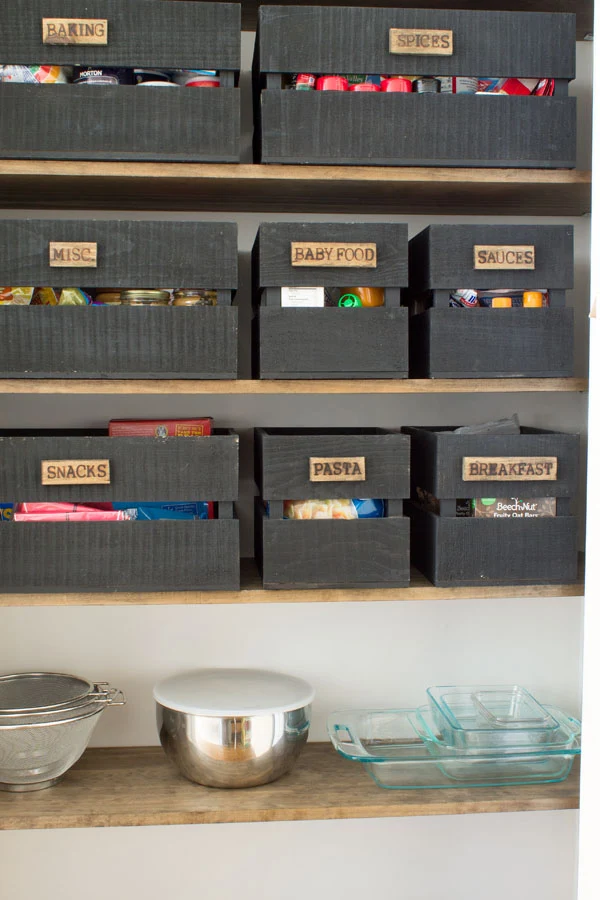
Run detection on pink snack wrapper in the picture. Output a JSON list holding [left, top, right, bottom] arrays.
[[14, 508, 135, 522], [16, 502, 113, 514]]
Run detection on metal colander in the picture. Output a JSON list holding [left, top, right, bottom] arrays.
[[0, 673, 95, 713]]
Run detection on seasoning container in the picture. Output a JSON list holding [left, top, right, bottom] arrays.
[[73, 67, 133, 85], [316, 76, 348, 91], [173, 289, 217, 307], [523, 291, 544, 308], [120, 290, 170, 306], [437, 76, 479, 94], [95, 290, 122, 305], [173, 70, 220, 87], [133, 69, 172, 84], [289, 74, 316, 91], [491, 296, 513, 308], [414, 77, 441, 93], [350, 83, 381, 92], [381, 77, 412, 93]]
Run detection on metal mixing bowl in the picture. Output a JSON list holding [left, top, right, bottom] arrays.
[[156, 704, 311, 788]]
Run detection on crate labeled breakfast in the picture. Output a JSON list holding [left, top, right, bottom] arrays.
[[254, 6, 575, 167], [0, 219, 238, 378], [253, 222, 408, 378], [0, 426, 240, 591], [0, 0, 240, 161], [404, 224, 574, 378], [401, 423, 579, 587], [255, 428, 410, 589]]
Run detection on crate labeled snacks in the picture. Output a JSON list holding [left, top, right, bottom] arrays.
[[254, 6, 575, 168], [402, 425, 579, 587], [0, 219, 238, 378], [253, 223, 408, 378], [405, 225, 574, 378], [0, 430, 240, 591], [0, 0, 240, 161], [255, 428, 410, 588]]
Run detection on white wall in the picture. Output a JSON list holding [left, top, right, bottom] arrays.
[[0, 40, 590, 900]]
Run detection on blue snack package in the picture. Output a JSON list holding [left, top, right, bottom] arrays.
[[0, 503, 13, 522], [111, 502, 211, 520]]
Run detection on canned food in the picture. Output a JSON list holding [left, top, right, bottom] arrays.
[[381, 77, 412, 93], [2, 65, 70, 84], [74, 67, 133, 85], [120, 290, 170, 306], [173, 290, 217, 307], [414, 77, 441, 93], [133, 69, 171, 84], [316, 76, 349, 91]]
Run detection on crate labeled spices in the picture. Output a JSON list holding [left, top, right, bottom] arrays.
[[0, 0, 240, 161], [0, 429, 240, 591], [253, 222, 408, 378], [402, 424, 579, 587], [255, 428, 410, 588], [404, 225, 574, 378], [254, 6, 576, 167], [0, 219, 238, 378]]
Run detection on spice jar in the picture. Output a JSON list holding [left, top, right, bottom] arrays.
[[173, 290, 217, 307], [120, 290, 170, 306]]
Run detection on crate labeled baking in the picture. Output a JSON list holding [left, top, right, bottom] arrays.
[[402, 422, 579, 587], [254, 6, 575, 167], [0, 219, 238, 378], [404, 224, 574, 378], [255, 427, 410, 588], [0, 0, 240, 161], [0, 426, 240, 591], [252, 222, 408, 378]]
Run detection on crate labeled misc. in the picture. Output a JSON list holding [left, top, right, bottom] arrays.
[[252, 222, 408, 378], [404, 224, 575, 378], [0, 0, 240, 161], [401, 424, 579, 587], [255, 427, 410, 588], [254, 6, 575, 168], [0, 429, 240, 591], [0, 219, 238, 378]]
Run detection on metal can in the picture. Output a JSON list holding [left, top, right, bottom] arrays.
[[74, 67, 133, 85], [120, 290, 170, 306], [173, 290, 217, 307], [316, 76, 349, 91], [413, 77, 441, 93]]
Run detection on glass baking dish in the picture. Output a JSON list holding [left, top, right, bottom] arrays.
[[327, 708, 580, 790], [427, 684, 565, 749]]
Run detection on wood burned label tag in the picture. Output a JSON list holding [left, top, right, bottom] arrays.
[[309, 457, 366, 482], [43, 18, 108, 44], [389, 28, 453, 55], [474, 245, 535, 270], [41, 460, 111, 485], [291, 242, 377, 267], [49, 242, 98, 267], [462, 457, 557, 482]]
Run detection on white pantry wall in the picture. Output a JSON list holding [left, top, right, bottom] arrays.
[[0, 39, 590, 900]]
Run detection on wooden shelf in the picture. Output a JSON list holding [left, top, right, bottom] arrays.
[[0, 162, 591, 215], [0, 377, 588, 396], [0, 558, 583, 606], [0, 743, 580, 831]]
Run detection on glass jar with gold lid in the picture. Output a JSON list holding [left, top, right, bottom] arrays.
[[173, 289, 217, 307], [120, 290, 170, 306]]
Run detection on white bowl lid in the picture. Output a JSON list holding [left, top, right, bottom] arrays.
[[153, 668, 315, 717]]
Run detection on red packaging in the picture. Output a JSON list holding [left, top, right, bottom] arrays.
[[108, 418, 212, 437], [316, 76, 348, 91], [17, 502, 113, 514], [294, 73, 316, 89], [381, 78, 412, 93], [350, 83, 381, 92], [14, 509, 134, 522]]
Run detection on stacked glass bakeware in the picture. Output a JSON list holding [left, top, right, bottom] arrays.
[[327, 685, 581, 789]]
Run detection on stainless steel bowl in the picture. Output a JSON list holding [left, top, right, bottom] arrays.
[[156, 704, 311, 788]]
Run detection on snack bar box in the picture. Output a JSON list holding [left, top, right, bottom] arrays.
[[402, 425, 579, 587], [0, 0, 240, 161], [404, 224, 574, 378], [0, 219, 238, 378], [255, 428, 410, 588], [254, 6, 575, 167], [0, 430, 240, 591], [252, 222, 408, 378]]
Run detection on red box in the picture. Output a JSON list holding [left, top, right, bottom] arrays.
[[108, 418, 213, 437]]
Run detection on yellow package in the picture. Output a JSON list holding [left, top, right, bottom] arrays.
[[58, 288, 91, 305], [31, 287, 59, 305], [0, 287, 34, 305]]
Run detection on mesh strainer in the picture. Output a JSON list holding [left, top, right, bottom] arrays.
[[0, 673, 124, 720]]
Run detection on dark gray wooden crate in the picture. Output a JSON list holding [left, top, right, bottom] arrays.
[[406, 502, 578, 587], [0, 519, 240, 592], [255, 427, 410, 588], [405, 225, 575, 377], [0, 220, 238, 288], [0, 431, 239, 502], [401, 425, 579, 499], [255, 7, 576, 167]]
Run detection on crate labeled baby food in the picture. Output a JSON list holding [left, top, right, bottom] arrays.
[[404, 224, 574, 378], [0, 429, 240, 591], [255, 428, 410, 588], [253, 222, 408, 378], [254, 6, 575, 167], [402, 424, 579, 587], [0, 219, 238, 378], [0, 0, 240, 161]]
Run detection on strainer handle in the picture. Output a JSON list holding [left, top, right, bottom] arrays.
[[93, 684, 126, 706]]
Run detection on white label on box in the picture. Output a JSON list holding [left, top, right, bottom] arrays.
[[281, 287, 325, 307]]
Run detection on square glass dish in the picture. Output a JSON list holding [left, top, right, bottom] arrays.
[[327, 707, 580, 790]]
